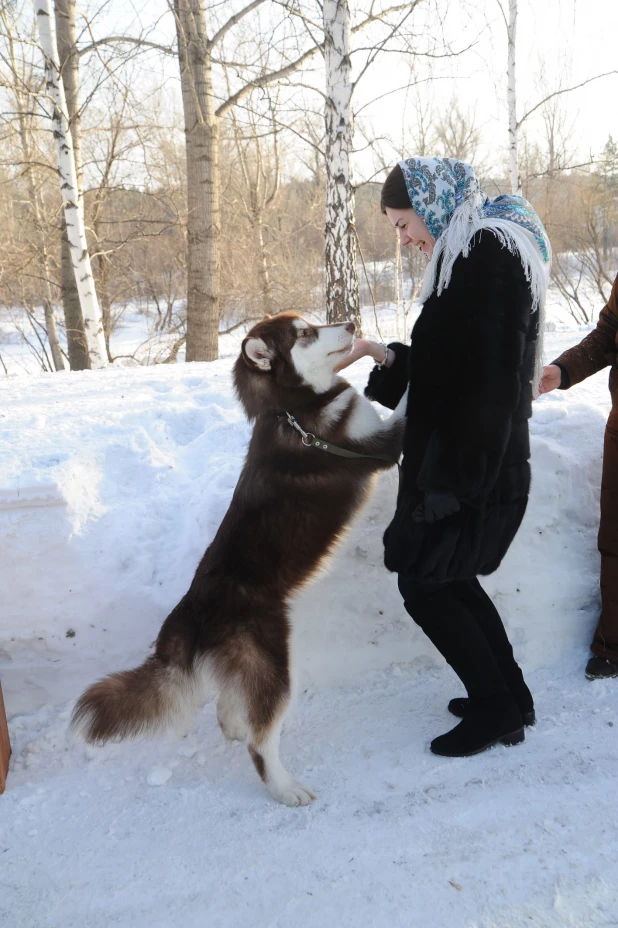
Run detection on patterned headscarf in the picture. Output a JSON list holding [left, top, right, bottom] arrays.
[[397, 156, 551, 393]]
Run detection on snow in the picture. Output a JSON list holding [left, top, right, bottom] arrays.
[[2, 664, 617, 927], [1, 304, 617, 927], [146, 765, 173, 787]]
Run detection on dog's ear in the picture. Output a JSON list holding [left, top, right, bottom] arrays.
[[242, 336, 274, 372]]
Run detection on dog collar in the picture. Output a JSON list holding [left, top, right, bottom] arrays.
[[284, 412, 399, 465]]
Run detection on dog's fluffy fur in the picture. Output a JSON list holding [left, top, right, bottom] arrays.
[[72, 314, 406, 806]]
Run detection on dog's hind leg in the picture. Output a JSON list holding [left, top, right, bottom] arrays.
[[215, 622, 316, 807], [243, 639, 315, 807], [247, 700, 316, 808], [217, 687, 249, 742]]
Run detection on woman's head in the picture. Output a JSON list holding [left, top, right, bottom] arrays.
[[381, 157, 484, 259], [381, 163, 436, 258]]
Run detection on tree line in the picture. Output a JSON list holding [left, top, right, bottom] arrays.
[[0, 0, 616, 373]]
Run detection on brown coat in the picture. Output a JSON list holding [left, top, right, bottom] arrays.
[[554, 275, 618, 397], [553, 273, 618, 661]]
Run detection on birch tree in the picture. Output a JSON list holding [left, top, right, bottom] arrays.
[[60, 0, 431, 358], [506, 0, 520, 195], [55, 0, 90, 369], [495, 0, 617, 198], [323, 0, 359, 325], [36, 0, 107, 368], [321, 0, 421, 324], [173, 0, 221, 362], [0, 3, 64, 370], [492, 0, 520, 193], [169, 0, 422, 354], [168, 0, 325, 360]]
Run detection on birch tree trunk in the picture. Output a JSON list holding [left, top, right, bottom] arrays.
[[54, 0, 90, 370], [5, 14, 64, 370], [323, 0, 360, 326], [254, 216, 274, 315], [37, 0, 107, 368], [91, 156, 117, 362], [174, 0, 220, 362], [31, 191, 65, 372], [95, 252, 113, 360], [507, 0, 522, 196]]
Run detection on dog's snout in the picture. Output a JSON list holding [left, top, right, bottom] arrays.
[[345, 322, 355, 334]]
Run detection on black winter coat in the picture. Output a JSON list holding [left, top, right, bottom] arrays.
[[366, 231, 538, 583]]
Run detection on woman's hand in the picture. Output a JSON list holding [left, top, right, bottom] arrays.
[[537, 364, 562, 396], [333, 338, 391, 373]]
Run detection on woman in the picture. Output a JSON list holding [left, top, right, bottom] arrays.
[[539, 273, 618, 681], [338, 157, 551, 757]]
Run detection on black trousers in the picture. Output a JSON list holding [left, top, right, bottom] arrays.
[[397, 574, 527, 702]]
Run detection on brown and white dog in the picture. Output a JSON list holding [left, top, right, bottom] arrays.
[[72, 313, 406, 806]]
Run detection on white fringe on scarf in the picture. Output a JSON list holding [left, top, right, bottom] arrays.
[[419, 196, 551, 396]]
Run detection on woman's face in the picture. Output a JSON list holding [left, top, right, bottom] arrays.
[[385, 207, 435, 258]]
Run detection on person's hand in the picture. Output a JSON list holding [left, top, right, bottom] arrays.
[[333, 338, 383, 372], [537, 364, 562, 396], [413, 490, 461, 524]]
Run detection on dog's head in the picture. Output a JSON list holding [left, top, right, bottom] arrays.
[[233, 313, 355, 418]]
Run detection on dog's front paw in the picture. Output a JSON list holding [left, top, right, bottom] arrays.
[[270, 779, 317, 807]]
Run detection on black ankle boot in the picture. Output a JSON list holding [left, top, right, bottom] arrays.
[[448, 696, 536, 727], [431, 694, 525, 757], [398, 575, 527, 757]]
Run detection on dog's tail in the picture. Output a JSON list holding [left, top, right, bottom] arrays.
[[71, 604, 205, 744]]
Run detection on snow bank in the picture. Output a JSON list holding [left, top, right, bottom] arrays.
[[0, 330, 610, 713]]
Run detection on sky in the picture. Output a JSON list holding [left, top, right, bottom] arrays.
[[352, 0, 618, 180], [71, 0, 618, 186]]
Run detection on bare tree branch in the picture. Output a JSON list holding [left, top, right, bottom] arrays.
[[518, 70, 618, 129], [216, 43, 322, 116], [208, 0, 267, 50], [78, 35, 175, 58]]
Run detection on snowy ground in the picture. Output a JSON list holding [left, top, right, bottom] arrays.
[[1, 301, 617, 927], [2, 662, 617, 928]]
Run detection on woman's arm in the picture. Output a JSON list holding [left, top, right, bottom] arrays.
[[365, 342, 410, 410], [333, 338, 395, 372], [334, 337, 410, 411], [550, 274, 618, 390]]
